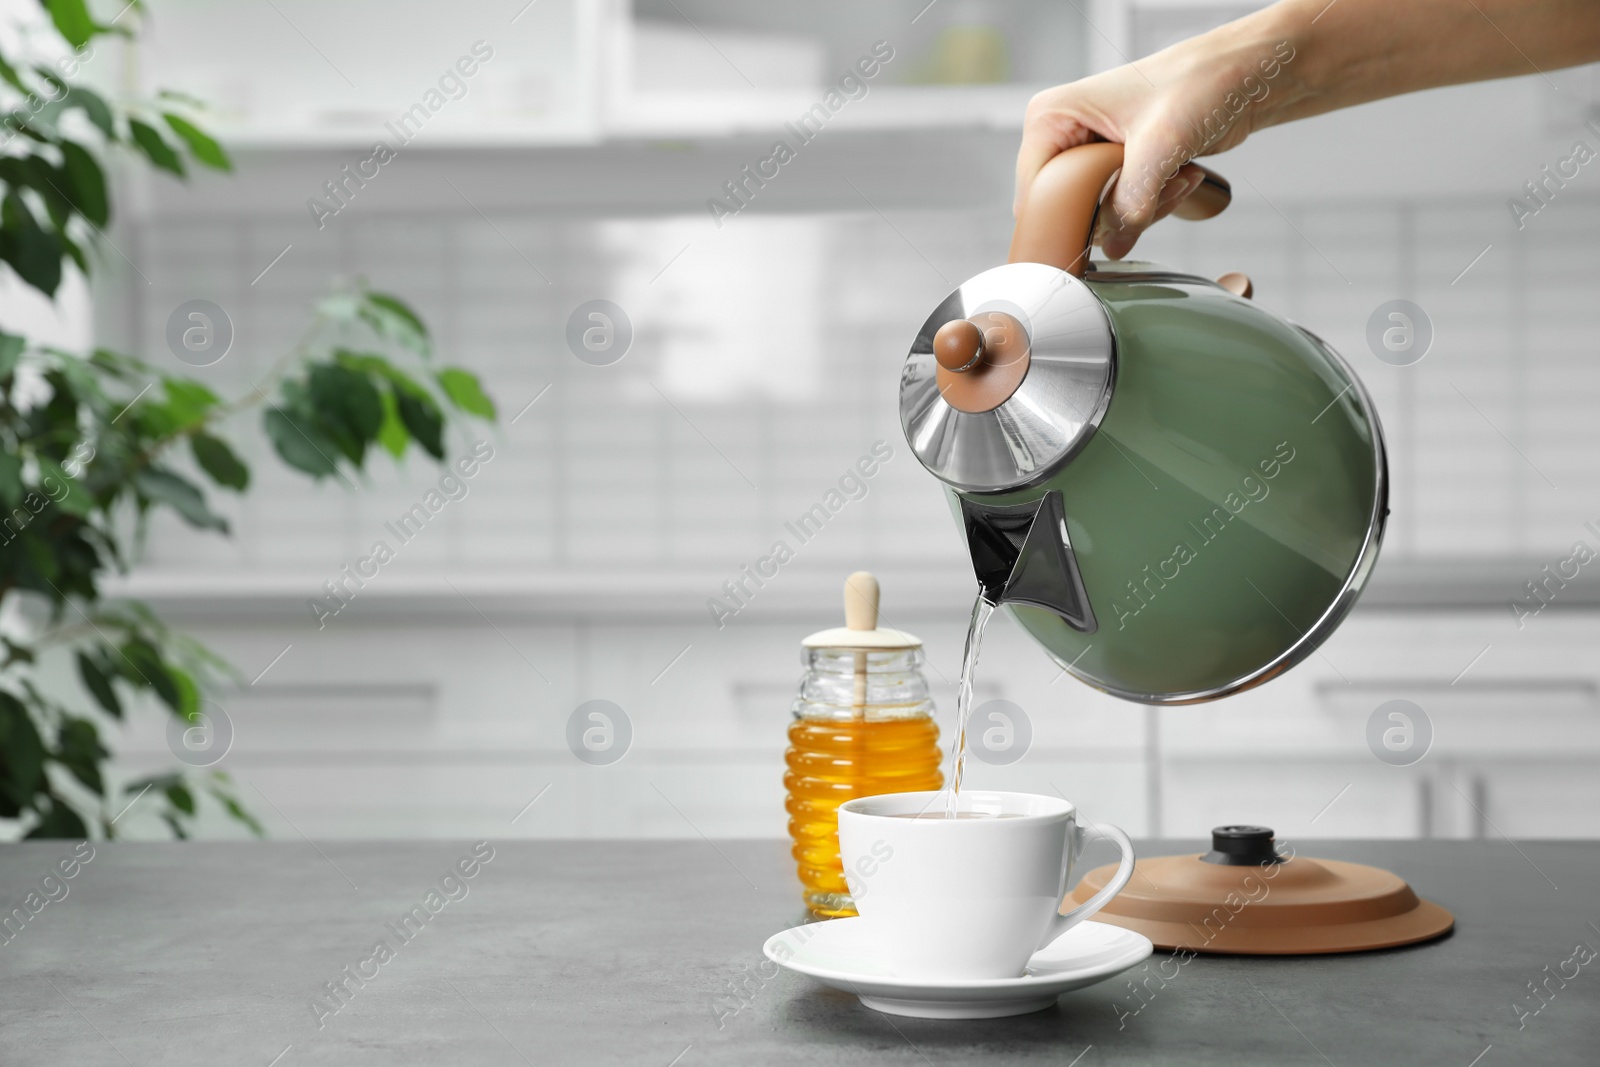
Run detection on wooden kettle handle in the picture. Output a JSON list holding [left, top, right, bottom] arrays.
[[1007, 143, 1232, 277]]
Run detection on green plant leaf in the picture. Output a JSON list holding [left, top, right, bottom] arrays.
[[367, 292, 427, 337], [309, 362, 383, 441], [25, 797, 88, 839], [55, 716, 107, 796], [264, 407, 339, 477], [208, 779, 266, 837], [48, 353, 109, 416], [60, 233, 88, 276], [375, 387, 408, 457], [361, 291, 430, 354], [6, 120, 52, 146], [125, 771, 181, 793], [117, 638, 181, 711], [34, 66, 70, 98], [0, 748, 20, 816], [0, 191, 63, 296], [51, 528, 102, 599], [76, 650, 123, 718], [436, 367, 495, 419], [58, 140, 109, 226], [396, 391, 444, 459], [133, 376, 219, 438], [87, 347, 149, 381], [170, 665, 200, 719], [43, 0, 96, 48], [65, 86, 115, 140], [0, 155, 71, 217], [28, 369, 78, 454], [0, 53, 26, 93], [191, 432, 249, 491], [15, 532, 63, 589], [128, 119, 185, 177], [163, 377, 220, 425], [134, 467, 228, 531], [0, 691, 46, 802], [332, 348, 430, 395], [162, 112, 230, 171], [36, 458, 94, 517], [26, 97, 68, 138], [165, 782, 195, 815], [0, 450, 22, 507], [0, 330, 23, 378]]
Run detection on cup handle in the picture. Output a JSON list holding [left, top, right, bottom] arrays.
[[1037, 821, 1136, 951]]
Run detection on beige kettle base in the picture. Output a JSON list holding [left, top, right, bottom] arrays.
[[1066, 829, 1455, 955]]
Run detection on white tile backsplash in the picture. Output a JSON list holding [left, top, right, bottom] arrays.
[[119, 195, 1600, 584], [90, 177, 1600, 842]]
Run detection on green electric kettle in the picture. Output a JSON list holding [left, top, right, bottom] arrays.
[[899, 143, 1387, 704]]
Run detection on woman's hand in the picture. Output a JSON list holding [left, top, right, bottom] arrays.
[[1016, 0, 1600, 259], [1015, 14, 1303, 259]]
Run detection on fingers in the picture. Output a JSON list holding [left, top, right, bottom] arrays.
[[1100, 227, 1138, 261], [1100, 132, 1200, 259], [1014, 83, 1208, 259], [1150, 164, 1206, 223], [1099, 168, 1202, 259], [1110, 120, 1192, 227]]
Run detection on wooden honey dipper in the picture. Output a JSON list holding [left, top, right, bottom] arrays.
[[843, 571, 879, 717]]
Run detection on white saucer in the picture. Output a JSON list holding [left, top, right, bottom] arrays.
[[763, 918, 1153, 1019]]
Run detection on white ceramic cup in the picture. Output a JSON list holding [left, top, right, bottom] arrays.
[[837, 790, 1135, 981]]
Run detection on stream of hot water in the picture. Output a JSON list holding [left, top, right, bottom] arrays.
[[944, 592, 997, 818]]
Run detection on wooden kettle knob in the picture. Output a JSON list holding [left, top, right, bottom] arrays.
[[931, 311, 1031, 414]]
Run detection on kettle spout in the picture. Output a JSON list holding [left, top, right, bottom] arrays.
[[958, 491, 1097, 633]]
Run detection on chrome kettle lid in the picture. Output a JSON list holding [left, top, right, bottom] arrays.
[[898, 262, 1115, 494]]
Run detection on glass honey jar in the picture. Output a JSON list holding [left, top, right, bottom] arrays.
[[786, 572, 943, 917]]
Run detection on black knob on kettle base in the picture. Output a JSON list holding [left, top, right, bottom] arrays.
[[1200, 825, 1284, 866]]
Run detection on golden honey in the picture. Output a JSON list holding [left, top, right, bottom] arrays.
[[786, 714, 943, 916]]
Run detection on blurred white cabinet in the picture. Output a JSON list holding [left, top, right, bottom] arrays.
[[97, 592, 1600, 842], [1157, 614, 1600, 840], [101, 598, 1151, 840], [130, 0, 1082, 147], [135, 0, 604, 145]]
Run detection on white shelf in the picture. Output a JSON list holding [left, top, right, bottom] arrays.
[[205, 84, 1039, 151], [605, 84, 1037, 139], [212, 120, 604, 151], [106, 566, 980, 623]]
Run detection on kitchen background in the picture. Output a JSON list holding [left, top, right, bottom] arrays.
[[10, 0, 1600, 842]]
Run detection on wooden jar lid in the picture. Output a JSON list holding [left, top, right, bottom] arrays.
[[802, 571, 921, 650]]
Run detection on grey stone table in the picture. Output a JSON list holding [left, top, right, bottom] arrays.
[[2, 839, 1597, 1066]]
